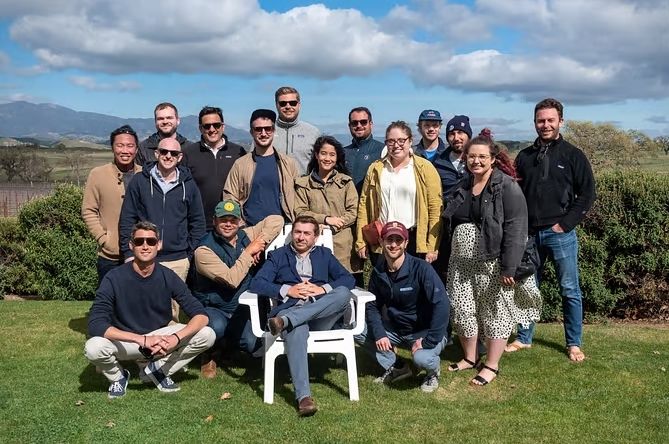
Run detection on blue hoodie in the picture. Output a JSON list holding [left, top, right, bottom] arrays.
[[119, 162, 206, 261]]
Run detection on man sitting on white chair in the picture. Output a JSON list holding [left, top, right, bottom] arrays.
[[249, 215, 355, 417]]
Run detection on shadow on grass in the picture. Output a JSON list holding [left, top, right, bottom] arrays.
[[68, 314, 89, 336]]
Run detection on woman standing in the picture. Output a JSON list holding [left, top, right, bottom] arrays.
[[443, 130, 541, 386], [356, 121, 442, 263], [294, 135, 362, 275]]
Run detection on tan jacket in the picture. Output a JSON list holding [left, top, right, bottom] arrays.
[[294, 172, 362, 273], [193, 215, 284, 288], [223, 149, 298, 222], [356, 155, 443, 253], [81, 162, 142, 260]]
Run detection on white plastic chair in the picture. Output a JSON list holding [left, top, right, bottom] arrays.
[[238, 223, 375, 404]]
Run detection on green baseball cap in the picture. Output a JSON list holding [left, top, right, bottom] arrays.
[[214, 200, 241, 219]]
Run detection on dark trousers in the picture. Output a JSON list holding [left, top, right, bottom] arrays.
[[96, 256, 121, 287]]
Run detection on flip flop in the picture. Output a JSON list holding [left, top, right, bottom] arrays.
[[469, 364, 499, 386], [504, 341, 531, 353], [447, 358, 479, 372]]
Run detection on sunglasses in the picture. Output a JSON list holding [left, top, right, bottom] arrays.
[[278, 100, 299, 107], [157, 148, 182, 157], [201, 122, 223, 130], [252, 126, 274, 134], [349, 119, 369, 127], [132, 237, 159, 246]]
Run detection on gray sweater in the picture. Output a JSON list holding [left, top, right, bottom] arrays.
[[274, 118, 320, 175]]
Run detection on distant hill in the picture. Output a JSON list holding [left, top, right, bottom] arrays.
[[49, 139, 109, 150], [0, 101, 251, 144]]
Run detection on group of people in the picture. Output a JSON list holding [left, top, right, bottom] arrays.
[[81, 88, 596, 416]]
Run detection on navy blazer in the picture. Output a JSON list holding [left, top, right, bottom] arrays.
[[249, 244, 355, 314]]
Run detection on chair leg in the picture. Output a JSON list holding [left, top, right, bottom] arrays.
[[263, 351, 277, 404], [343, 343, 359, 401]]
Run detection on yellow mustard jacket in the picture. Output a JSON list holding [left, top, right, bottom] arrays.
[[355, 155, 443, 254]]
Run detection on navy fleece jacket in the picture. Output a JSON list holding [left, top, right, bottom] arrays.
[[119, 162, 206, 261]]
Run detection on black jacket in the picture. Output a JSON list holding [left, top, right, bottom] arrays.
[[136, 132, 189, 166], [181, 136, 247, 230], [515, 136, 595, 232], [443, 169, 528, 277], [415, 138, 467, 199]]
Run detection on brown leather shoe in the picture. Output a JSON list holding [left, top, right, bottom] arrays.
[[297, 396, 317, 417], [268, 316, 284, 336], [200, 359, 217, 379]]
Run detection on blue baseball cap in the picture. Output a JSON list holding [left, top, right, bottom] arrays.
[[418, 109, 442, 122]]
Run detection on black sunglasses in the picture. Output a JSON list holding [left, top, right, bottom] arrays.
[[278, 100, 299, 107], [157, 148, 182, 157], [349, 119, 369, 127], [252, 126, 274, 134], [132, 237, 159, 246], [201, 122, 223, 130]]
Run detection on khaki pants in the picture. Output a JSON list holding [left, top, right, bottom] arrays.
[[159, 258, 190, 322], [84, 324, 215, 382]]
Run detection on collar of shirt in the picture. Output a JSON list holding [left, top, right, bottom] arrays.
[[383, 155, 414, 172]]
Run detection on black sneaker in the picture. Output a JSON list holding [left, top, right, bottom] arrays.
[[374, 365, 413, 384]]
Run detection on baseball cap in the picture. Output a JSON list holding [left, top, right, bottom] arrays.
[[418, 109, 442, 122], [381, 221, 409, 241], [214, 200, 241, 219]]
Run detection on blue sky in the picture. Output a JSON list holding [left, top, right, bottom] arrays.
[[0, 0, 667, 140]]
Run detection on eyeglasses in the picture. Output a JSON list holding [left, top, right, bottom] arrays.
[[278, 100, 299, 107], [201, 122, 223, 130], [385, 138, 410, 147], [252, 126, 274, 134], [466, 154, 492, 161], [349, 119, 369, 127], [132, 237, 159, 246], [157, 148, 182, 157]]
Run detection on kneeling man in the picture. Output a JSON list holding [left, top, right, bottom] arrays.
[[85, 221, 215, 399], [249, 215, 355, 417], [357, 221, 449, 392]]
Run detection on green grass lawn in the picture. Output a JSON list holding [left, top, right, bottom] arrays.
[[1, 301, 668, 444]]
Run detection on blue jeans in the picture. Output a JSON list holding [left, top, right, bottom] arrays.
[[278, 286, 353, 401], [355, 323, 446, 375], [516, 228, 583, 347], [205, 305, 257, 354]]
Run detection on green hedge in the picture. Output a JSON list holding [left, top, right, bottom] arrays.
[[0, 184, 97, 300], [1, 174, 668, 321]]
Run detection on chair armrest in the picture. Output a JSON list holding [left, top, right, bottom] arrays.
[[238, 291, 266, 338], [350, 287, 375, 335]]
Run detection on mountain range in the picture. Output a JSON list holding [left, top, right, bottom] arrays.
[[0, 101, 252, 145]]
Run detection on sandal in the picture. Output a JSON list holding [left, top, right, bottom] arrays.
[[448, 358, 479, 372], [469, 364, 499, 386], [504, 341, 531, 353]]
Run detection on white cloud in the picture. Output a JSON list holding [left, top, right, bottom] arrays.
[[69, 76, 141, 92], [5, 0, 669, 104]]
